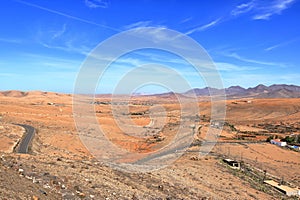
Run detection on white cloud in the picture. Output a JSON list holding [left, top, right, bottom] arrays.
[[252, 13, 272, 20], [215, 62, 259, 71], [264, 37, 299, 51], [253, 0, 296, 20], [264, 44, 281, 51], [0, 37, 22, 44], [231, 1, 255, 16], [129, 27, 178, 43], [20, 53, 81, 71], [16, 0, 118, 32], [85, 0, 109, 8], [227, 53, 286, 67], [115, 57, 145, 67], [231, 0, 297, 20], [38, 40, 91, 55], [185, 18, 221, 35], [35, 24, 97, 56], [123, 21, 152, 30], [52, 24, 67, 39], [179, 17, 193, 24], [132, 51, 190, 66]]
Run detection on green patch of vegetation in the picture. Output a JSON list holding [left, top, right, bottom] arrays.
[[224, 122, 237, 131], [282, 135, 300, 144]]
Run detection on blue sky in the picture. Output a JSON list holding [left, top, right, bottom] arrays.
[[0, 0, 300, 93]]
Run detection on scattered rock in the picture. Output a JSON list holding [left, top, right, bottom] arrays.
[[78, 192, 86, 198], [74, 185, 82, 193], [190, 156, 200, 161], [62, 192, 75, 199], [43, 172, 50, 176], [32, 195, 39, 200], [158, 185, 164, 191], [57, 157, 62, 161], [39, 189, 47, 195]]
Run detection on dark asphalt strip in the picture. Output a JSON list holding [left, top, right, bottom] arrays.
[[14, 124, 35, 154]]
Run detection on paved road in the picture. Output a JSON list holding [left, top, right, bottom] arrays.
[[15, 124, 35, 154]]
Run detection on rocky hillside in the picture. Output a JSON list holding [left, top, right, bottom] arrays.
[[185, 84, 300, 99]]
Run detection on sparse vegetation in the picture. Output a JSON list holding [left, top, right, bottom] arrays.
[[283, 135, 300, 144], [224, 122, 237, 131]]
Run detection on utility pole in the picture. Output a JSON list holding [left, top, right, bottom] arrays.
[[227, 147, 230, 158], [280, 177, 284, 185], [262, 170, 267, 183], [240, 152, 243, 162], [240, 152, 244, 170]]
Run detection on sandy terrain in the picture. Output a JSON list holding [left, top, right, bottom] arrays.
[[0, 123, 24, 153], [0, 91, 299, 199]]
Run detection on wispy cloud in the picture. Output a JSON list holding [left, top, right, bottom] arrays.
[[34, 24, 93, 55], [180, 17, 193, 24], [231, 0, 297, 20], [20, 53, 81, 72], [215, 62, 259, 72], [38, 40, 91, 55], [227, 52, 286, 67], [85, 0, 109, 8], [264, 44, 281, 51], [130, 27, 180, 43], [185, 18, 221, 35], [123, 21, 153, 30], [0, 37, 22, 44], [51, 23, 67, 39], [14, 0, 119, 32], [253, 0, 296, 20], [231, 1, 255, 16], [264, 38, 299, 51]]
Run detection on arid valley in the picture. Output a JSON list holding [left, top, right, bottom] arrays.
[[0, 87, 300, 199]]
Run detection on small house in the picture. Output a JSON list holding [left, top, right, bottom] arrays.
[[223, 158, 240, 169], [270, 139, 287, 147]]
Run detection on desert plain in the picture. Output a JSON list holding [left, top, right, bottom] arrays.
[[0, 90, 300, 199]]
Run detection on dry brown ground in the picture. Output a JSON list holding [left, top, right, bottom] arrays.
[[0, 123, 24, 153], [0, 91, 299, 199]]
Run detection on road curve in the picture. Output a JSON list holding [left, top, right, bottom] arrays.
[[15, 124, 35, 154]]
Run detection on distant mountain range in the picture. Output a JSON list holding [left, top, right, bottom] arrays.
[[1, 84, 300, 99], [185, 84, 300, 99]]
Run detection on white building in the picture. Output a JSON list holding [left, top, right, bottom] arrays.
[[270, 139, 287, 147]]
